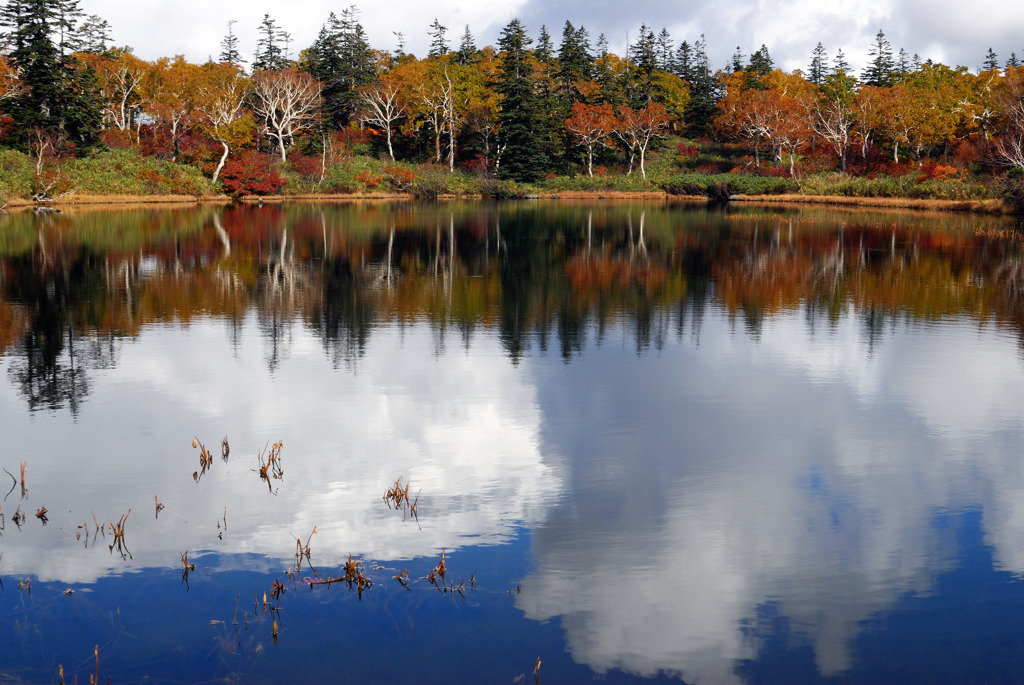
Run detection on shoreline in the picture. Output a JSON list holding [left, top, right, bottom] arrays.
[[2, 190, 1013, 214]]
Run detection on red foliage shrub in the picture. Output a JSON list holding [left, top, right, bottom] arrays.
[[676, 142, 698, 158], [102, 129, 134, 149], [459, 154, 489, 175], [288, 152, 320, 177], [356, 169, 381, 188], [950, 138, 986, 168], [385, 165, 417, 190], [219, 152, 285, 196], [918, 162, 959, 182]]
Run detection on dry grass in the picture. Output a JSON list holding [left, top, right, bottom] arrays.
[[738, 194, 1010, 214]]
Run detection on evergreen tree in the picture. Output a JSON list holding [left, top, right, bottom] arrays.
[[533, 24, 560, 162], [729, 46, 744, 73], [896, 47, 911, 78], [832, 48, 851, 76], [628, 23, 657, 105], [556, 20, 592, 103], [683, 34, 717, 136], [253, 13, 288, 71], [392, 31, 406, 58], [912, 52, 922, 71], [51, 0, 80, 57], [75, 13, 108, 53], [808, 42, 828, 85], [495, 19, 545, 182], [746, 44, 773, 79], [675, 40, 693, 82], [455, 24, 477, 65], [983, 47, 999, 71], [428, 18, 448, 57], [1008, 52, 1021, 69], [656, 27, 675, 72], [301, 7, 373, 130], [862, 29, 894, 86], [594, 32, 619, 105], [0, 0, 102, 151], [219, 18, 241, 65], [536, 24, 554, 65]]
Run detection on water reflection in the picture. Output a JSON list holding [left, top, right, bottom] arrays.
[[3, 203, 1024, 683]]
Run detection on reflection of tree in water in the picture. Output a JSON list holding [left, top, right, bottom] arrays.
[[4, 253, 123, 415], [8, 204, 1024, 394]]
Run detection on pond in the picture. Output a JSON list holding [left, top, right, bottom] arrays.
[[2, 200, 1024, 684]]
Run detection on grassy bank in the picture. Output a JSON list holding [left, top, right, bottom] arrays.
[[1, 147, 1019, 215]]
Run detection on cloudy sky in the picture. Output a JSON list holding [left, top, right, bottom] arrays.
[[86, 0, 1024, 75]]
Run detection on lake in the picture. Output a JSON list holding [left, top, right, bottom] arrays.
[[2, 200, 1024, 684]]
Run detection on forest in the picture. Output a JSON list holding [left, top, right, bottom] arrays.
[[2, 0, 1024, 209]]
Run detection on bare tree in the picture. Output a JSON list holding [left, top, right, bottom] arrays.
[[249, 68, 321, 162], [356, 78, 406, 161]]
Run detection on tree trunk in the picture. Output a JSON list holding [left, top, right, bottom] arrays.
[[212, 141, 230, 183]]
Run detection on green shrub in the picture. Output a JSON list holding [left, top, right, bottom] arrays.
[[0, 149, 36, 200], [660, 173, 797, 198]]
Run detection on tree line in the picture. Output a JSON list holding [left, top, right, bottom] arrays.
[[2, 0, 1024, 190]]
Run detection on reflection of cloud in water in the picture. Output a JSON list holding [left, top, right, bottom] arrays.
[[0, 315, 558, 584], [518, 308, 1023, 683]]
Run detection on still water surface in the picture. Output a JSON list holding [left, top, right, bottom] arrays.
[[2, 201, 1024, 683]]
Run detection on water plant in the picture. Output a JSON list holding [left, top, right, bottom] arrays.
[[109, 510, 132, 560], [383, 475, 420, 521]]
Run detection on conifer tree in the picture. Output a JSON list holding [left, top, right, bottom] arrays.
[[0, 0, 102, 150], [219, 19, 241, 65], [455, 24, 476, 65], [683, 34, 717, 136], [628, 24, 657, 105], [428, 18, 448, 57], [1008, 52, 1021, 69], [729, 46, 744, 73], [832, 48, 851, 76], [557, 20, 592, 103], [746, 44, 773, 82], [808, 42, 828, 85], [983, 47, 999, 71], [253, 14, 288, 71], [495, 19, 545, 182], [75, 13, 108, 53], [656, 28, 675, 72], [862, 29, 894, 86], [301, 7, 373, 129], [675, 40, 693, 82], [896, 47, 911, 78]]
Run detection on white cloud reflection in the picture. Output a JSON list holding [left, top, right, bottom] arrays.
[[5, 303, 1024, 683], [516, 307, 1024, 682], [0, 316, 559, 585]]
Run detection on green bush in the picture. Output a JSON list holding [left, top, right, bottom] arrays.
[[0, 149, 36, 200], [660, 173, 797, 198], [62, 149, 218, 196]]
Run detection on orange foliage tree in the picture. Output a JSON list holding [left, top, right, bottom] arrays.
[[614, 102, 671, 178], [564, 102, 616, 176]]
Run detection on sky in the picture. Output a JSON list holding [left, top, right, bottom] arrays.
[[84, 0, 1024, 75]]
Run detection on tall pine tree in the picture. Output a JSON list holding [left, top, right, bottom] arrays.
[[0, 0, 102, 151], [495, 19, 545, 182], [862, 29, 894, 86], [808, 42, 828, 85], [301, 7, 373, 130]]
